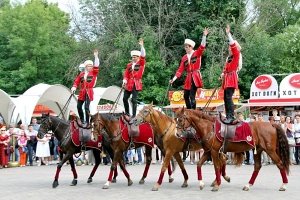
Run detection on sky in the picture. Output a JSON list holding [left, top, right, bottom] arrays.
[[11, 0, 80, 14]]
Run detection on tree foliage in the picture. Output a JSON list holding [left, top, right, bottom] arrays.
[[0, 0, 299, 105], [0, 0, 77, 94]]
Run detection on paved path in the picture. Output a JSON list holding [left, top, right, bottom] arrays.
[[0, 163, 299, 200]]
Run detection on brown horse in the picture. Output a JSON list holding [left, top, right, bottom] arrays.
[[175, 108, 290, 191], [91, 112, 175, 189], [37, 113, 118, 188], [135, 104, 230, 191]]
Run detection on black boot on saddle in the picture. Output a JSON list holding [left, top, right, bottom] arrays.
[[223, 113, 236, 124]]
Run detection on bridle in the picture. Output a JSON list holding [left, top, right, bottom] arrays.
[[92, 113, 122, 142], [136, 106, 175, 137]]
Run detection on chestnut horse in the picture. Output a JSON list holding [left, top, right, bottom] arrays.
[[175, 108, 290, 191], [135, 104, 229, 191], [91, 113, 175, 189], [37, 113, 118, 188]]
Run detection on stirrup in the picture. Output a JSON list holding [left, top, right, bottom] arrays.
[[129, 142, 135, 149]]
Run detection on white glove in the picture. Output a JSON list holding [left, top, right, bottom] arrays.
[[71, 87, 76, 93], [122, 79, 127, 85]]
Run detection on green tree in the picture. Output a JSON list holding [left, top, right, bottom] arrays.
[[76, 0, 246, 104], [0, 0, 77, 94]]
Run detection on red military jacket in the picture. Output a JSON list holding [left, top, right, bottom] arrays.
[[72, 66, 99, 101], [123, 56, 145, 91], [222, 43, 240, 89], [175, 45, 205, 90]]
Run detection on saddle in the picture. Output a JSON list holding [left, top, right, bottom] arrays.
[[73, 119, 92, 144], [122, 115, 140, 137]]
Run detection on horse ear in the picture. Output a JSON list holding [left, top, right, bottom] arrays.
[[150, 102, 153, 106], [181, 106, 185, 113]]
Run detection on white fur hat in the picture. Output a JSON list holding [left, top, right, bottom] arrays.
[[84, 60, 93, 66], [130, 50, 141, 57], [184, 39, 195, 48], [234, 40, 241, 51], [78, 64, 85, 72]]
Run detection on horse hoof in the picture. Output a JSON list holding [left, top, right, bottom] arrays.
[[169, 177, 174, 183], [52, 181, 59, 188], [128, 179, 133, 186], [102, 185, 109, 189], [224, 176, 231, 183], [112, 178, 117, 183], [279, 187, 286, 191], [211, 186, 219, 192], [242, 186, 249, 191], [87, 177, 93, 183], [181, 182, 188, 188], [139, 179, 145, 184], [70, 179, 77, 186], [152, 187, 159, 191], [210, 180, 216, 187], [200, 185, 204, 190]]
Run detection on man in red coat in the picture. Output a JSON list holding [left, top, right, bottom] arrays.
[[122, 39, 145, 118], [220, 25, 241, 124], [170, 28, 209, 109], [71, 50, 100, 128]]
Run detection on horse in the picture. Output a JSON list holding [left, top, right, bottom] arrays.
[[175, 108, 290, 191], [37, 113, 118, 188], [91, 112, 175, 189], [134, 104, 230, 191]]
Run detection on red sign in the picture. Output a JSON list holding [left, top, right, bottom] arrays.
[[289, 74, 300, 88], [255, 75, 272, 90]]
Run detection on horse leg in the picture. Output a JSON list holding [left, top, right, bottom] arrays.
[[197, 151, 208, 190], [87, 149, 101, 183], [211, 150, 222, 192], [243, 150, 262, 191], [265, 150, 288, 191], [69, 156, 78, 186], [139, 146, 152, 184], [119, 158, 133, 186], [173, 152, 189, 188], [52, 153, 72, 188], [152, 150, 174, 191], [103, 159, 118, 189], [112, 166, 118, 183], [167, 160, 174, 183]]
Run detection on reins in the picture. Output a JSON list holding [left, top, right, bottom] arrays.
[[202, 87, 218, 113]]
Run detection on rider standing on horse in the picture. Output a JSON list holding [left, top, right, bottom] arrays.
[[122, 39, 146, 118], [169, 28, 209, 109], [219, 25, 241, 124], [71, 50, 100, 128]]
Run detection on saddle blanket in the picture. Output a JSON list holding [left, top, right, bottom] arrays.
[[215, 121, 254, 148], [120, 118, 154, 148], [70, 121, 102, 150]]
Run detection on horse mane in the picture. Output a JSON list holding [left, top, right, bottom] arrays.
[[155, 109, 173, 122], [99, 113, 120, 121], [186, 109, 215, 122], [49, 115, 69, 125]]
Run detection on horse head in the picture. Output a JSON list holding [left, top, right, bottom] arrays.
[[174, 107, 192, 131], [37, 113, 52, 139], [91, 113, 119, 140], [135, 103, 155, 125], [90, 113, 105, 141]]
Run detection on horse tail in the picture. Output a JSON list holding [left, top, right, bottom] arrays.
[[232, 152, 244, 166], [272, 123, 290, 175]]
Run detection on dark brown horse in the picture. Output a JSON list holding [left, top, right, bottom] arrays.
[[91, 112, 175, 189], [37, 113, 118, 188], [175, 108, 290, 191], [135, 104, 229, 191]]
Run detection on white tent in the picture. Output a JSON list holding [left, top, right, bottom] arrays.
[[90, 86, 125, 114], [1, 84, 126, 126], [0, 89, 17, 125], [13, 83, 78, 125]]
